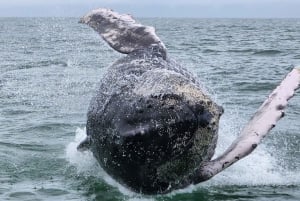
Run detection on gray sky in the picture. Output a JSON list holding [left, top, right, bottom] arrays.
[[1, 0, 300, 18]]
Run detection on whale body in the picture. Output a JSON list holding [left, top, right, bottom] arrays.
[[84, 45, 223, 194], [78, 8, 300, 194]]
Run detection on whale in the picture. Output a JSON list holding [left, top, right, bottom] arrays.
[[78, 8, 300, 194]]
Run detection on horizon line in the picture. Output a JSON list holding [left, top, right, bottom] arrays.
[[1, 16, 300, 19]]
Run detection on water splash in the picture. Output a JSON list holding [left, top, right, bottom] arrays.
[[65, 128, 155, 201], [207, 109, 300, 187], [65, 118, 299, 200]]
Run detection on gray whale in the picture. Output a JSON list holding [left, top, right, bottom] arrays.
[[78, 8, 300, 194]]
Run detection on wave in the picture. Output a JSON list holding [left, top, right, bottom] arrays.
[[253, 50, 282, 56], [293, 55, 300, 59], [228, 49, 255, 53], [202, 49, 282, 55], [0, 141, 51, 152], [27, 60, 69, 68], [202, 49, 222, 53]]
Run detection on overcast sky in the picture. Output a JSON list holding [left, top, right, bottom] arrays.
[[0, 0, 300, 18]]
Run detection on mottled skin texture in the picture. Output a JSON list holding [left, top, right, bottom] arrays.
[[84, 45, 223, 194]]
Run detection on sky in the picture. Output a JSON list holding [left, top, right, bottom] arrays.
[[0, 0, 300, 18]]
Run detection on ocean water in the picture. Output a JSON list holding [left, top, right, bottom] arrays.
[[0, 17, 299, 201]]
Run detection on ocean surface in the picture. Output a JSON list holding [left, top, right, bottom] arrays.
[[0, 18, 299, 201]]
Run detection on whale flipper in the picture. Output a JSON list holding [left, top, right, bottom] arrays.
[[77, 136, 92, 151], [79, 8, 166, 56], [195, 67, 300, 182]]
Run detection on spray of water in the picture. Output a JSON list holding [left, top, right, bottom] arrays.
[[65, 128, 155, 201], [65, 113, 299, 199]]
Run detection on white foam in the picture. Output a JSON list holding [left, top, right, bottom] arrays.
[[65, 128, 97, 172]]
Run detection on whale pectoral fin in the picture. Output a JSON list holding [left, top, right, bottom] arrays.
[[195, 67, 300, 183], [79, 8, 166, 55], [77, 136, 92, 151]]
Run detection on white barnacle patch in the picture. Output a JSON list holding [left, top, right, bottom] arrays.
[[175, 84, 206, 103], [133, 68, 184, 97], [129, 58, 147, 66], [102, 29, 119, 43]]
